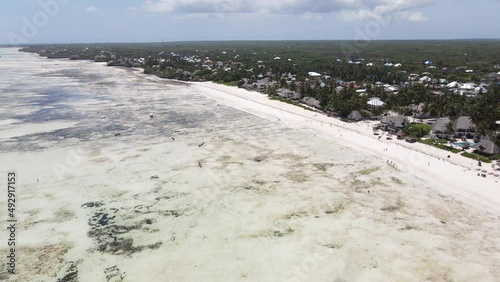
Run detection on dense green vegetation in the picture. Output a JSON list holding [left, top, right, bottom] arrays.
[[19, 40, 500, 83], [406, 123, 432, 138]]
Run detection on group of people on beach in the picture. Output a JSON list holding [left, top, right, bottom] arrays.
[[386, 159, 398, 169]]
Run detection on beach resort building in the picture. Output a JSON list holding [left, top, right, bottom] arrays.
[[431, 117, 452, 140], [301, 97, 321, 109], [472, 135, 500, 156], [277, 88, 300, 100], [380, 115, 409, 133], [454, 116, 476, 138]]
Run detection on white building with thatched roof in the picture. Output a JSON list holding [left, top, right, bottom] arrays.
[[380, 115, 409, 132], [431, 117, 451, 140], [453, 116, 476, 138]]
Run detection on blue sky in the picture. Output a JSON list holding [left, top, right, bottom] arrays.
[[1, 0, 499, 44]]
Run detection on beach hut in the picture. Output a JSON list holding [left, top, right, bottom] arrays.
[[347, 110, 363, 121]]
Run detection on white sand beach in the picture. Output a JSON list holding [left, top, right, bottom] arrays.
[[0, 49, 499, 282]]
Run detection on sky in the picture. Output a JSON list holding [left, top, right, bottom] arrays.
[[1, 0, 499, 44]]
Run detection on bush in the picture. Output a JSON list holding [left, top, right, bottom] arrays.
[[491, 154, 500, 160], [461, 152, 492, 163]]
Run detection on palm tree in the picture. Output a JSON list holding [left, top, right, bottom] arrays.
[[445, 122, 455, 138]]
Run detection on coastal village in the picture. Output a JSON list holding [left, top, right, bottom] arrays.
[[24, 45, 500, 174]]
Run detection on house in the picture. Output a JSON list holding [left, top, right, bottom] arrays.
[[419, 76, 432, 83], [308, 72, 321, 77], [301, 97, 321, 109], [277, 88, 300, 100], [453, 116, 476, 138], [384, 85, 398, 93], [367, 97, 385, 107], [347, 110, 363, 121], [253, 78, 271, 92], [431, 117, 451, 140], [472, 135, 500, 156], [231, 62, 244, 68], [380, 115, 409, 132], [410, 103, 432, 119], [460, 83, 476, 90]]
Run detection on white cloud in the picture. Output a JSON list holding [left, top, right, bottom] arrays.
[[86, 6, 98, 13], [143, 0, 357, 14], [301, 12, 322, 21], [142, 0, 433, 22], [339, 0, 432, 22]]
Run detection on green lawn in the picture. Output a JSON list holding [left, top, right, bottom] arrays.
[[407, 123, 432, 138], [215, 81, 239, 87], [417, 139, 461, 153]]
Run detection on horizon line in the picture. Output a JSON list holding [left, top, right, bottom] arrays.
[[2, 37, 500, 46]]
